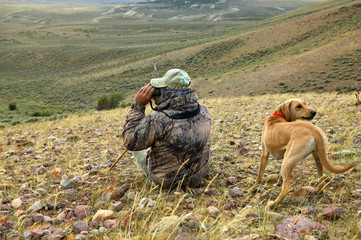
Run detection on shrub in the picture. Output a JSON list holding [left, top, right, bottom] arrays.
[[97, 93, 124, 111], [9, 102, 16, 111]]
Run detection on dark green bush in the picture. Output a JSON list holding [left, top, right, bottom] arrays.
[[96, 93, 124, 111], [9, 102, 16, 111]]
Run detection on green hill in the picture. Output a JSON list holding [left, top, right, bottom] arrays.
[[0, 0, 360, 126]]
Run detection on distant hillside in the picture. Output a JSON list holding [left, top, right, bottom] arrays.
[[109, 0, 326, 21], [0, 0, 360, 126]]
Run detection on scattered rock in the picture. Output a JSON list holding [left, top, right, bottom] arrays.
[[32, 214, 44, 222], [127, 192, 136, 201], [239, 147, 248, 155], [236, 234, 261, 240], [74, 205, 90, 220], [204, 187, 214, 196], [73, 220, 89, 234], [227, 187, 244, 198], [156, 216, 180, 233], [60, 179, 74, 189], [207, 206, 220, 217], [34, 166, 47, 175], [89, 221, 99, 229], [226, 177, 237, 185], [275, 216, 326, 239], [328, 150, 359, 159], [103, 219, 117, 228], [322, 205, 343, 220], [92, 210, 115, 222], [204, 199, 217, 208], [113, 201, 124, 212], [48, 229, 64, 240], [28, 201, 42, 212], [23, 231, 32, 239], [299, 206, 315, 215], [110, 184, 130, 200], [175, 232, 193, 240], [351, 189, 361, 198], [56, 211, 66, 222], [31, 229, 46, 240], [289, 186, 316, 197], [11, 198, 22, 209]]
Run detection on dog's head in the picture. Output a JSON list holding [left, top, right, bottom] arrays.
[[355, 92, 361, 106], [275, 99, 316, 122]]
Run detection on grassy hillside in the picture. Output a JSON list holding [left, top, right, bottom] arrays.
[[0, 93, 360, 239], [0, 0, 360, 127]]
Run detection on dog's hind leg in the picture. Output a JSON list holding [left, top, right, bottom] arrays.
[[274, 140, 311, 203], [251, 149, 270, 189], [312, 152, 323, 178]]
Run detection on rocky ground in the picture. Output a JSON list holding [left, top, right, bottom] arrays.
[[0, 93, 360, 239]]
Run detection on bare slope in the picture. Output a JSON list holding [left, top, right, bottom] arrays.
[[0, 92, 360, 239], [0, 0, 360, 126]]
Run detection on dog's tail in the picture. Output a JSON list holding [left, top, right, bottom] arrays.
[[316, 131, 356, 173]]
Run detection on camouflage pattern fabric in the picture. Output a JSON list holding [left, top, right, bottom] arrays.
[[122, 91, 211, 188]]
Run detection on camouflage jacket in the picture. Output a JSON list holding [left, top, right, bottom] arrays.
[[122, 91, 211, 188]]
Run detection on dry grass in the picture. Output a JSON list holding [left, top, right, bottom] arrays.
[[0, 92, 360, 239]]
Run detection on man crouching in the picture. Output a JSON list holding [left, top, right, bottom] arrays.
[[122, 69, 212, 189]]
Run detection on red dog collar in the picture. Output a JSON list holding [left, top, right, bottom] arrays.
[[272, 112, 290, 122]]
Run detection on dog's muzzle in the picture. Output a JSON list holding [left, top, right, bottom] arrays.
[[302, 110, 317, 120]]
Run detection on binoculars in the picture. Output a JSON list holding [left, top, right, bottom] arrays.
[[153, 88, 161, 96]]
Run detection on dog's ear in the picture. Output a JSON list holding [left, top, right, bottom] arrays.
[[276, 100, 292, 121]]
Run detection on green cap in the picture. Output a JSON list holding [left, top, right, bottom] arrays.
[[150, 69, 191, 90]]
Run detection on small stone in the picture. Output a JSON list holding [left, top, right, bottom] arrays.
[[322, 205, 343, 220], [204, 187, 214, 196], [207, 206, 220, 217], [226, 176, 237, 185], [99, 227, 107, 233], [74, 205, 90, 220], [60, 179, 74, 189], [28, 201, 42, 212], [89, 221, 99, 228], [204, 199, 217, 208], [237, 234, 261, 240], [48, 229, 64, 240], [304, 235, 317, 240], [275, 216, 326, 239], [175, 232, 192, 240], [92, 210, 115, 222], [75, 234, 87, 240], [127, 192, 136, 201], [34, 166, 47, 175], [23, 231, 32, 239], [227, 187, 244, 198], [103, 219, 116, 228], [32, 214, 44, 222], [157, 216, 180, 233], [11, 198, 22, 209], [66, 211, 75, 220], [299, 206, 315, 215], [56, 211, 66, 221], [112, 201, 124, 212], [31, 229, 45, 240], [14, 210, 25, 217], [239, 147, 248, 155], [73, 220, 89, 234]]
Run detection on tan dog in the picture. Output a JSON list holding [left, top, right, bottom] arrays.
[[251, 99, 355, 204], [355, 92, 361, 106]]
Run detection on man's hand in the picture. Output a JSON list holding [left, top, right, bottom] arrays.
[[135, 83, 155, 106]]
